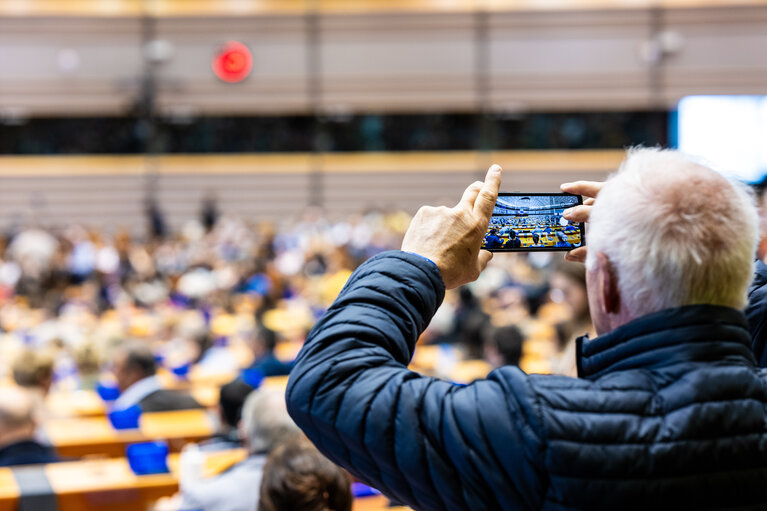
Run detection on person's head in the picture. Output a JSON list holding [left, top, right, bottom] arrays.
[[240, 388, 301, 454], [258, 439, 352, 511], [112, 341, 157, 392], [219, 379, 255, 431], [509, 230, 517, 240], [484, 325, 524, 369], [12, 349, 54, 394], [586, 148, 758, 335], [551, 261, 590, 322], [0, 387, 37, 447], [248, 325, 278, 358]]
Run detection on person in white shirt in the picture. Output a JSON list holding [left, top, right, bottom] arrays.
[[180, 388, 301, 511], [111, 341, 201, 413]]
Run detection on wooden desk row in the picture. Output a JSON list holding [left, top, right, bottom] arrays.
[[45, 409, 214, 459], [46, 376, 289, 418], [42, 377, 290, 458], [0, 449, 401, 511]]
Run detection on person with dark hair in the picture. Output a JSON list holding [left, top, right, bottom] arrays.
[[258, 439, 352, 511], [484, 325, 524, 369], [219, 380, 254, 433], [553, 230, 573, 248], [245, 325, 292, 377], [0, 387, 58, 467], [111, 340, 202, 413], [200, 192, 219, 232], [483, 229, 503, 249], [502, 230, 521, 249]]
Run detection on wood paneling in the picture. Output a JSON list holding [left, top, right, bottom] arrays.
[[0, 150, 622, 230], [1, 2, 765, 114]]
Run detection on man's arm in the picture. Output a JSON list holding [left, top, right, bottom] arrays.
[[286, 251, 547, 510], [286, 166, 547, 510]]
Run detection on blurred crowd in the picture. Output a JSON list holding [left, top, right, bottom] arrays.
[[0, 203, 593, 400]]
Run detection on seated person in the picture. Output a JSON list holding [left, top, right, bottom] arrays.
[[181, 388, 301, 511], [503, 230, 522, 249], [111, 341, 202, 413], [483, 229, 503, 249], [12, 348, 54, 396], [258, 438, 352, 511], [553, 230, 573, 248], [483, 325, 524, 369], [0, 387, 58, 467], [12, 348, 55, 419], [200, 379, 255, 451], [246, 325, 292, 377]]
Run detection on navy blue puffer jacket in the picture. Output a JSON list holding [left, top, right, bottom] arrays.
[[286, 251, 767, 510]]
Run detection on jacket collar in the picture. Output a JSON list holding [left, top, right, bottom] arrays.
[[576, 304, 755, 380]]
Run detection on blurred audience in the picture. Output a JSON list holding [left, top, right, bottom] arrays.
[[549, 261, 595, 376], [0, 387, 58, 467], [111, 341, 202, 413], [180, 388, 301, 511], [0, 209, 598, 427], [258, 439, 352, 511]]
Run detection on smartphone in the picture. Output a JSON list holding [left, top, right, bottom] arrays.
[[481, 193, 585, 252]]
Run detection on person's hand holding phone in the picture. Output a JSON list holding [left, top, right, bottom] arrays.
[[560, 180, 604, 263], [401, 164, 502, 289]]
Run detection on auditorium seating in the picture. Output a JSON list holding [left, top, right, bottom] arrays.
[[0, 449, 399, 511]]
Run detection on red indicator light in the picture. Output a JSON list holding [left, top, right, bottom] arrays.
[[212, 41, 253, 83]]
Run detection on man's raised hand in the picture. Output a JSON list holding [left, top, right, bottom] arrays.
[[402, 164, 502, 289], [560, 180, 604, 263]]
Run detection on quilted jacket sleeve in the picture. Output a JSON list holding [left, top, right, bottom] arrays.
[[286, 251, 547, 511]]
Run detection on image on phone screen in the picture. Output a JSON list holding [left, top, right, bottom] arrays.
[[482, 193, 585, 252]]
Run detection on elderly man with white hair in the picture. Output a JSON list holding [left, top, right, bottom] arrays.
[[180, 388, 301, 511], [287, 148, 767, 510]]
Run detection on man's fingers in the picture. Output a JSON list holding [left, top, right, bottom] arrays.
[[457, 181, 483, 210], [477, 250, 494, 273], [584, 198, 595, 206], [474, 164, 502, 218], [562, 205, 592, 223], [564, 246, 587, 263], [560, 180, 604, 199]]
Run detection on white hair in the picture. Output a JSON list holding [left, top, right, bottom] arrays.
[[241, 388, 300, 454], [586, 148, 758, 317]]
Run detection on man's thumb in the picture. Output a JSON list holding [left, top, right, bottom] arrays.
[[477, 250, 493, 273]]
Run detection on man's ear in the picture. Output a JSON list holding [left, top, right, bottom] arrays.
[[596, 252, 620, 315]]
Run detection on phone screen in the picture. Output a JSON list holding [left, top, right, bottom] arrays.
[[482, 193, 585, 252]]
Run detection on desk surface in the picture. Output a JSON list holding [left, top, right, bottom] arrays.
[[46, 375, 290, 418], [45, 409, 215, 458]]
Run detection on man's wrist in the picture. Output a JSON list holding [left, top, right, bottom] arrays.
[[403, 251, 439, 270]]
